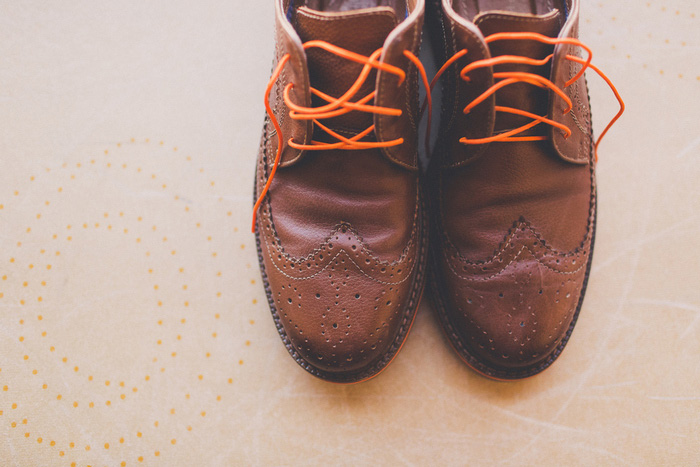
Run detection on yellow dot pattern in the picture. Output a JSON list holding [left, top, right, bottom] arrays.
[[2, 1, 697, 465], [0, 138, 260, 464], [585, 1, 699, 81]]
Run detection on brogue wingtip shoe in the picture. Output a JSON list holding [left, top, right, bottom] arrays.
[[254, 0, 429, 383], [427, 0, 621, 380]]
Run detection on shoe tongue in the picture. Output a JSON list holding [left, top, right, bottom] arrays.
[[474, 9, 563, 134], [294, 6, 399, 132]]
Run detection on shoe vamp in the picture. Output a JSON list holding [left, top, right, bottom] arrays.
[[268, 148, 418, 261], [441, 139, 592, 259]]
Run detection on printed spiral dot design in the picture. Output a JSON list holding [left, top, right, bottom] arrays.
[[587, 1, 699, 81], [0, 138, 259, 464]]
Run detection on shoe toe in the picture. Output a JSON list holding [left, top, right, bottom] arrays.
[[277, 269, 414, 375], [437, 227, 591, 379], [259, 222, 424, 382]]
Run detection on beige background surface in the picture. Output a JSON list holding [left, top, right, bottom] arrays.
[[1, 0, 699, 465]]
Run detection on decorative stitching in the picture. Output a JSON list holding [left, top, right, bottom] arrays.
[[443, 244, 587, 283], [446, 218, 589, 265], [261, 191, 419, 266], [474, 10, 561, 25], [296, 7, 399, 25], [376, 23, 420, 169], [261, 229, 417, 285]]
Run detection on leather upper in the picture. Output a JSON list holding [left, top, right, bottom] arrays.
[[548, 0, 593, 164], [429, 0, 595, 377], [255, 0, 426, 380]]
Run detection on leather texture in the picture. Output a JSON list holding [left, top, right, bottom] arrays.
[[255, 0, 427, 383], [427, 0, 596, 380]]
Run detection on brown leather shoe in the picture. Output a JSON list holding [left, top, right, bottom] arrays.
[[253, 0, 430, 383], [426, 0, 623, 379]]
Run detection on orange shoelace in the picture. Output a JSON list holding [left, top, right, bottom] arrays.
[[429, 32, 624, 159], [253, 40, 432, 232]]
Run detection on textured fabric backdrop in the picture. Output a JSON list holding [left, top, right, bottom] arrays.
[[1, 1, 699, 465]]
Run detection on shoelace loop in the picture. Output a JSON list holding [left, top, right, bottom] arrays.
[[253, 41, 431, 232], [429, 32, 624, 159]]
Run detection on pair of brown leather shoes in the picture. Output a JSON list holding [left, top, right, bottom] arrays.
[[253, 0, 623, 382]]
